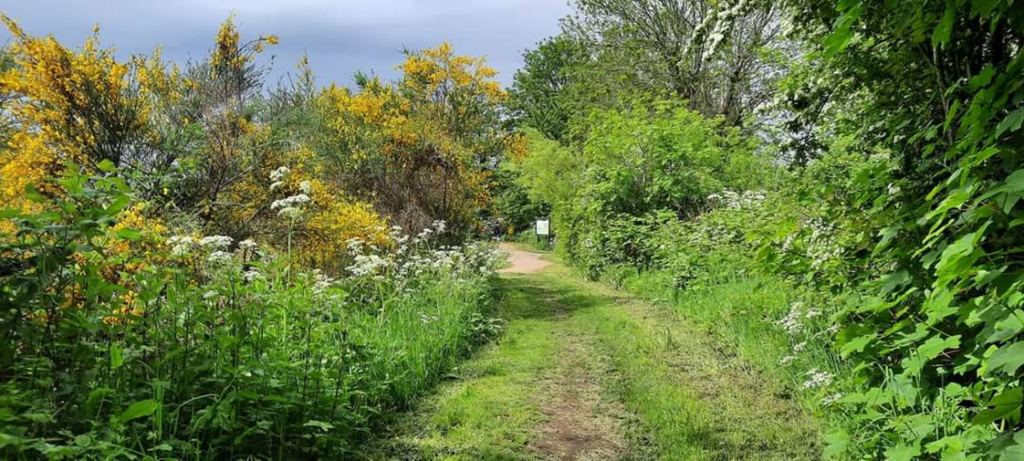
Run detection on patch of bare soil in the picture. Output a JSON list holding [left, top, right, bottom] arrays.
[[531, 328, 627, 461], [498, 243, 551, 274]]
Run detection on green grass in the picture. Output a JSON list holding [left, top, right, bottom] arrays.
[[366, 276, 559, 460], [373, 249, 823, 460], [615, 268, 846, 418], [543, 267, 821, 460]]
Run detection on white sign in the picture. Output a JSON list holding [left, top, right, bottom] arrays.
[[536, 220, 550, 236]]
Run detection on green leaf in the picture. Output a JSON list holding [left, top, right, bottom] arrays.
[[841, 334, 876, 358], [918, 335, 960, 361], [973, 387, 1022, 425], [110, 345, 124, 370], [969, 65, 996, 90], [988, 311, 1024, 344], [120, 399, 159, 423], [886, 443, 922, 461], [932, 2, 955, 48], [996, 109, 1024, 138], [822, 430, 850, 459], [987, 342, 1024, 375], [303, 420, 335, 432], [1005, 169, 1024, 194], [116, 228, 143, 241], [97, 159, 118, 173]]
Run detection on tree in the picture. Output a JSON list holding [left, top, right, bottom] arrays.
[[506, 35, 589, 142], [565, 0, 786, 125]]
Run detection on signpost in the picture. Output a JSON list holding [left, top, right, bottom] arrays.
[[535, 219, 551, 250]]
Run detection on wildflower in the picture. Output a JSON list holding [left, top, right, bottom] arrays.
[[313, 272, 335, 294], [239, 239, 257, 251], [793, 341, 807, 353], [243, 269, 262, 282], [270, 166, 290, 182], [278, 207, 303, 219], [200, 235, 233, 248], [167, 235, 195, 256], [802, 369, 833, 389], [780, 355, 797, 365], [777, 303, 805, 336], [271, 194, 311, 210], [805, 308, 822, 319], [203, 290, 218, 300], [208, 251, 232, 263], [299, 180, 312, 194], [822, 393, 843, 407]]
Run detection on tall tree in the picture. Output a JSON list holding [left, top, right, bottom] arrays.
[[566, 0, 785, 125], [506, 35, 589, 142]]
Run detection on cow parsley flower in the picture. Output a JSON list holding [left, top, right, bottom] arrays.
[[270, 166, 290, 182], [201, 235, 233, 248], [271, 194, 310, 210], [822, 393, 843, 407], [802, 369, 833, 389], [208, 251, 232, 264], [242, 269, 262, 282], [167, 235, 195, 256], [299, 180, 312, 194]]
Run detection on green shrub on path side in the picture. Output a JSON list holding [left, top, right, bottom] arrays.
[[0, 168, 503, 459], [776, 1, 1024, 458]]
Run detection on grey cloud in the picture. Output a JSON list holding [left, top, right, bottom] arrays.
[[0, 0, 573, 87]]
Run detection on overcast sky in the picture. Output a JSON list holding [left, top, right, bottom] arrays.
[[1, 0, 573, 88]]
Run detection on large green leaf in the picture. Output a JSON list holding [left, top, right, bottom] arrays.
[[120, 399, 159, 424], [973, 387, 1022, 425], [987, 342, 1024, 376], [932, 2, 955, 48]]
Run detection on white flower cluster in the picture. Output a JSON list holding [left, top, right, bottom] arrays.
[[349, 254, 390, 279], [242, 269, 263, 282], [312, 270, 336, 295], [777, 302, 807, 336], [706, 189, 766, 210], [344, 220, 501, 285], [802, 369, 834, 389], [806, 217, 841, 270], [201, 235, 233, 249], [683, 0, 754, 61], [777, 301, 837, 366], [207, 250, 232, 264], [270, 166, 290, 190], [821, 393, 844, 407], [167, 235, 196, 257], [271, 194, 310, 219]]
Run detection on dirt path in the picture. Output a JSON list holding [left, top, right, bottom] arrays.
[[529, 290, 627, 460], [498, 243, 550, 274], [370, 244, 819, 460]]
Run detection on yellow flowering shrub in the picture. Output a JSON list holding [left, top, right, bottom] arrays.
[[0, 14, 145, 215], [302, 197, 389, 269], [316, 43, 518, 235]]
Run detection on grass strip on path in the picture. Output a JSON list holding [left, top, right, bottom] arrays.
[[370, 247, 821, 460]]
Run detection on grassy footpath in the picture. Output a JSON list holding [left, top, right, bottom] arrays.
[[369, 247, 821, 460]]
